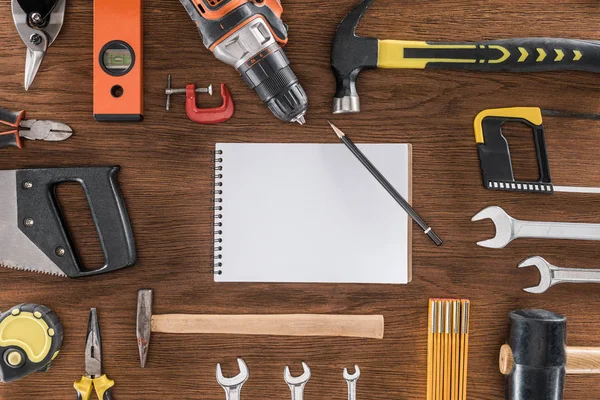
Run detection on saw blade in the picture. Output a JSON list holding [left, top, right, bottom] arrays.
[[0, 171, 67, 277], [0, 259, 66, 277]]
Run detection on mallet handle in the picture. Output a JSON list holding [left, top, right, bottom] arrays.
[[566, 347, 600, 374], [151, 314, 384, 339], [500, 344, 600, 375]]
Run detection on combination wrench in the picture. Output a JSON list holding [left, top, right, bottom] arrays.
[[519, 256, 600, 293], [284, 362, 311, 400], [472, 206, 600, 248], [343, 365, 360, 400], [216, 358, 249, 400]]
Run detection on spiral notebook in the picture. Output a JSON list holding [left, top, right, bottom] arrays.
[[213, 143, 413, 283]]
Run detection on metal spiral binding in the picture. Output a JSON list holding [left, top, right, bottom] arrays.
[[212, 149, 224, 275]]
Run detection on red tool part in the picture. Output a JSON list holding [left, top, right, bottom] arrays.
[[185, 83, 234, 124]]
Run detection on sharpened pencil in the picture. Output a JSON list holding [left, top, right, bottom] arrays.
[[328, 122, 442, 246]]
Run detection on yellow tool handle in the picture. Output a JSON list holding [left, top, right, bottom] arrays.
[[74, 375, 114, 400], [473, 107, 543, 144], [74, 376, 93, 400], [152, 314, 384, 339], [378, 39, 600, 71], [93, 375, 115, 400]]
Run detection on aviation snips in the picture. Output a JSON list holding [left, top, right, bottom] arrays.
[[11, 0, 66, 90]]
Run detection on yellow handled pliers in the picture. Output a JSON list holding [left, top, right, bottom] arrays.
[[74, 309, 115, 400]]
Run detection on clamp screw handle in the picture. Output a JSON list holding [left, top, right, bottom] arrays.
[[165, 74, 212, 111]]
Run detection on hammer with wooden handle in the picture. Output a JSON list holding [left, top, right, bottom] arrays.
[[136, 290, 384, 367]]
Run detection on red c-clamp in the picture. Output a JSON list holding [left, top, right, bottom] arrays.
[[185, 83, 234, 124]]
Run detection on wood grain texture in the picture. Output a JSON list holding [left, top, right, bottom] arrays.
[[0, 0, 599, 399], [151, 314, 385, 338]]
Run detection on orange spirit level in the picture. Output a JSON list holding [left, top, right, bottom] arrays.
[[93, 0, 143, 121]]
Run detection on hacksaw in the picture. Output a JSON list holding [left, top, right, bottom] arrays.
[[474, 107, 600, 194]]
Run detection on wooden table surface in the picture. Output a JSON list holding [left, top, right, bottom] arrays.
[[0, 0, 599, 399]]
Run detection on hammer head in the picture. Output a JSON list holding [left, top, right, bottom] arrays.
[[331, 0, 379, 114], [136, 289, 153, 368], [505, 309, 567, 400]]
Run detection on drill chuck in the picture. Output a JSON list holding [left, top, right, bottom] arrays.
[[238, 43, 307, 124], [180, 0, 307, 124]]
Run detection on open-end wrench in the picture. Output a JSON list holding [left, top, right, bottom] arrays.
[[519, 256, 600, 294], [343, 365, 360, 400], [216, 358, 249, 400], [284, 362, 311, 400], [471, 206, 600, 249]]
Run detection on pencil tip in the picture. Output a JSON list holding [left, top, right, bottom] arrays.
[[328, 121, 345, 139]]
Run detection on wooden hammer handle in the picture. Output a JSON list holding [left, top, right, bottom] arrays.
[[151, 314, 384, 339], [500, 344, 600, 375]]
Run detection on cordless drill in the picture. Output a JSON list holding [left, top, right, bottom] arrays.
[[179, 0, 308, 124]]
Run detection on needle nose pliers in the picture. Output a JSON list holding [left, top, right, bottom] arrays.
[[0, 106, 72, 149], [74, 309, 115, 400]]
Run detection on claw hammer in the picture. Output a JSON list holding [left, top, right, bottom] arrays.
[[331, 0, 600, 114]]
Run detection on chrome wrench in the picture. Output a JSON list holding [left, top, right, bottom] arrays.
[[284, 362, 311, 400], [472, 206, 600, 249], [216, 358, 249, 400], [343, 365, 360, 400], [519, 256, 600, 294]]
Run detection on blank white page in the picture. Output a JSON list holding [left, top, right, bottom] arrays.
[[214, 143, 412, 284]]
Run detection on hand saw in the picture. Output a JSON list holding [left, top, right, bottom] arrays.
[[0, 166, 136, 278], [474, 107, 600, 194]]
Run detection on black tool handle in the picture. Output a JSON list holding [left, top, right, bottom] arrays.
[[0, 132, 21, 149], [0, 107, 22, 126], [16, 167, 137, 278], [386, 38, 600, 72]]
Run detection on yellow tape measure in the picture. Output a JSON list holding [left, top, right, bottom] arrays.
[[0, 304, 62, 382]]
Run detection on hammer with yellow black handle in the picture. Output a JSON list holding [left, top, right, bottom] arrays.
[[332, 0, 600, 114]]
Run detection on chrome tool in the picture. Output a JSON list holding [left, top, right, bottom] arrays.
[[343, 365, 360, 400], [12, 0, 66, 90], [472, 206, 600, 248], [216, 358, 249, 400], [0, 106, 72, 149], [74, 308, 115, 400], [284, 362, 311, 400], [519, 256, 600, 294]]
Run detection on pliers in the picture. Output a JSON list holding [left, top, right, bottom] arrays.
[[11, 0, 66, 90], [74, 309, 115, 400], [0, 107, 72, 149]]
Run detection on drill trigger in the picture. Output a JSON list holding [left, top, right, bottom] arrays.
[[185, 83, 235, 125]]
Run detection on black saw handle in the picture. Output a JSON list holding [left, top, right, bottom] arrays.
[[16, 167, 136, 278], [380, 38, 600, 72]]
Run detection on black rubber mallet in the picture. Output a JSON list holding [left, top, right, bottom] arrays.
[[500, 309, 600, 400]]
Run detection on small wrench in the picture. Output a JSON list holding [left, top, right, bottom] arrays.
[[216, 358, 249, 400], [343, 365, 360, 400], [472, 206, 600, 249], [519, 256, 600, 293], [284, 362, 311, 400]]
